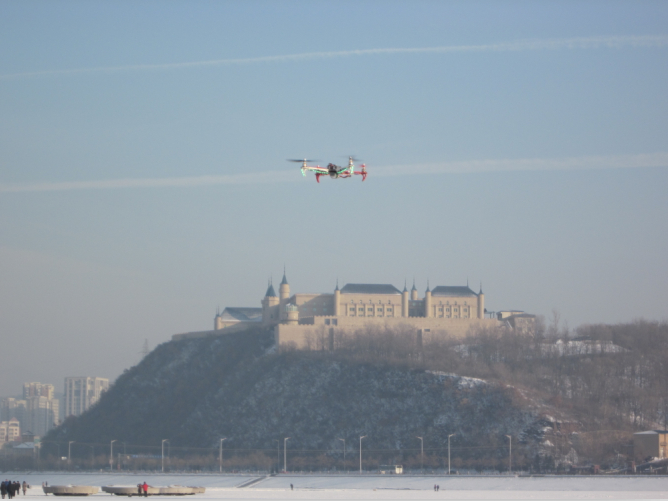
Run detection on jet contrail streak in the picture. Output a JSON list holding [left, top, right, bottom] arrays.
[[1, 152, 666, 193], [1, 35, 666, 80]]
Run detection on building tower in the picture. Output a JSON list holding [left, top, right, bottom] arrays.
[[477, 283, 485, 319], [411, 279, 418, 301], [334, 280, 341, 317], [262, 280, 280, 326], [402, 280, 409, 317], [279, 269, 290, 302], [424, 281, 432, 318]]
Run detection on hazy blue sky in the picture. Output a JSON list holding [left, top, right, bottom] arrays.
[[1, 1, 667, 396]]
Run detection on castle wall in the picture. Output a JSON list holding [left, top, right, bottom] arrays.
[[337, 292, 404, 318], [172, 323, 252, 341], [276, 316, 500, 349], [426, 295, 480, 319]]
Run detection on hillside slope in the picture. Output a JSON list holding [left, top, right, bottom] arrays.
[[48, 328, 563, 461]]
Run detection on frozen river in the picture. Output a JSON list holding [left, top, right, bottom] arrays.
[[4, 473, 667, 500]]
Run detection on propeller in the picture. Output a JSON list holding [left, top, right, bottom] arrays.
[[344, 155, 362, 162], [287, 158, 317, 163]]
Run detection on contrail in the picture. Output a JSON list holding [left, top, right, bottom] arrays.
[[1, 35, 666, 80], [374, 152, 668, 176], [2, 152, 666, 193]]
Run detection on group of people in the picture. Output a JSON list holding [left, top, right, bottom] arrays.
[[0, 481, 28, 499], [136, 482, 149, 497], [433, 484, 441, 491]]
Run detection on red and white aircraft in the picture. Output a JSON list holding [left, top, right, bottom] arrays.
[[288, 157, 367, 183]]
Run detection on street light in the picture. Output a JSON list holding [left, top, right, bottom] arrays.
[[283, 438, 290, 472], [416, 437, 424, 471], [359, 436, 366, 474], [219, 438, 227, 473], [274, 440, 280, 472], [68, 441, 75, 467], [505, 435, 512, 474], [162, 439, 169, 473], [338, 438, 346, 469], [110, 440, 117, 471], [447, 434, 455, 475]]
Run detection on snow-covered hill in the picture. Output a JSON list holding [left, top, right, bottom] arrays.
[[48, 328, 567, 465]]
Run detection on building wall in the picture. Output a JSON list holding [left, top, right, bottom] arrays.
[[634, 431, 668, 460], [64, 377, 109, 418], [276, 317, 499, 350], [0, 418, 21, 443], [23, 382, 55, 400]]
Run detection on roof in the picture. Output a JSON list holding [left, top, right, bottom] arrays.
[[431, 286, 478, 297], [340, 283, 402, 295], [13, 443, 35, 449], [218, 307, 263, 323], [265, 283, 277, 297]]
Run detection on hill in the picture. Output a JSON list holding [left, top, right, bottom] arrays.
[[46, 327, 568, 471]]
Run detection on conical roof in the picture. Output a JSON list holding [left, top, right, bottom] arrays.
[[265, 280, 277, 297]]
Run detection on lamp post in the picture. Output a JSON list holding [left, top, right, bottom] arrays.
[[447, 434, 455, 475], [68, 441, 74, 467], [338, 438, 346, 469], [359, 436, 366, 474], [283, 438, 290, 473], [162, 439, 169, 473], [110, 440, 117, 471], [416, 437, 424, 472], [505, 435, 512, 474], [219, 438, 226, 473], [274, 440, 280, 473]]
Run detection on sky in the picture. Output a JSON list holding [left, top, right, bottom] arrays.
[[1, 0, 667, 396]]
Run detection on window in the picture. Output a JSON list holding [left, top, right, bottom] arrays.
[[325, 319, 330, 325], [387, 308, 393, 312]]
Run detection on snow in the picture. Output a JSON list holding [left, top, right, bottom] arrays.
[[5, 473, 668, 500]]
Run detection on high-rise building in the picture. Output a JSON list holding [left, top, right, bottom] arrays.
[[0, 398, 27, 423], [0, 418, 21, 443], [64, 377, 109, 417], [2, 383, 60, 437], [25, 395, 59, 436], [23, 382, 55, 400]]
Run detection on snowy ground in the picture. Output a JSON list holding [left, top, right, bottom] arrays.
[[3, 473, 667, 500]]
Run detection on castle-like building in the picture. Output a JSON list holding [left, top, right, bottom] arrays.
[[173, 272, 506, 347]]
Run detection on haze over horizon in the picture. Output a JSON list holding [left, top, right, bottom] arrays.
[[1, 0, 667, 396]]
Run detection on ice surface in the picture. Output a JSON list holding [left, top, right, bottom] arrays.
[[6, 473, 667, 500]]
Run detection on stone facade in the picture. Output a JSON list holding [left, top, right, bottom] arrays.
[[173, 272, 514, 347]]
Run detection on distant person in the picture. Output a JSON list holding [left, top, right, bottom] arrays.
[[434, 484, 437, 491], [437, 485, 440, 491], [137, 484, 142, 497], [1, 481, 6, 499], [290, 484, 293, 491], [142, 482, 148, 497], [21, 483, 27, 496]]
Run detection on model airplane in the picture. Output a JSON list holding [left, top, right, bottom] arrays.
[[288, 156, 367, 183]]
